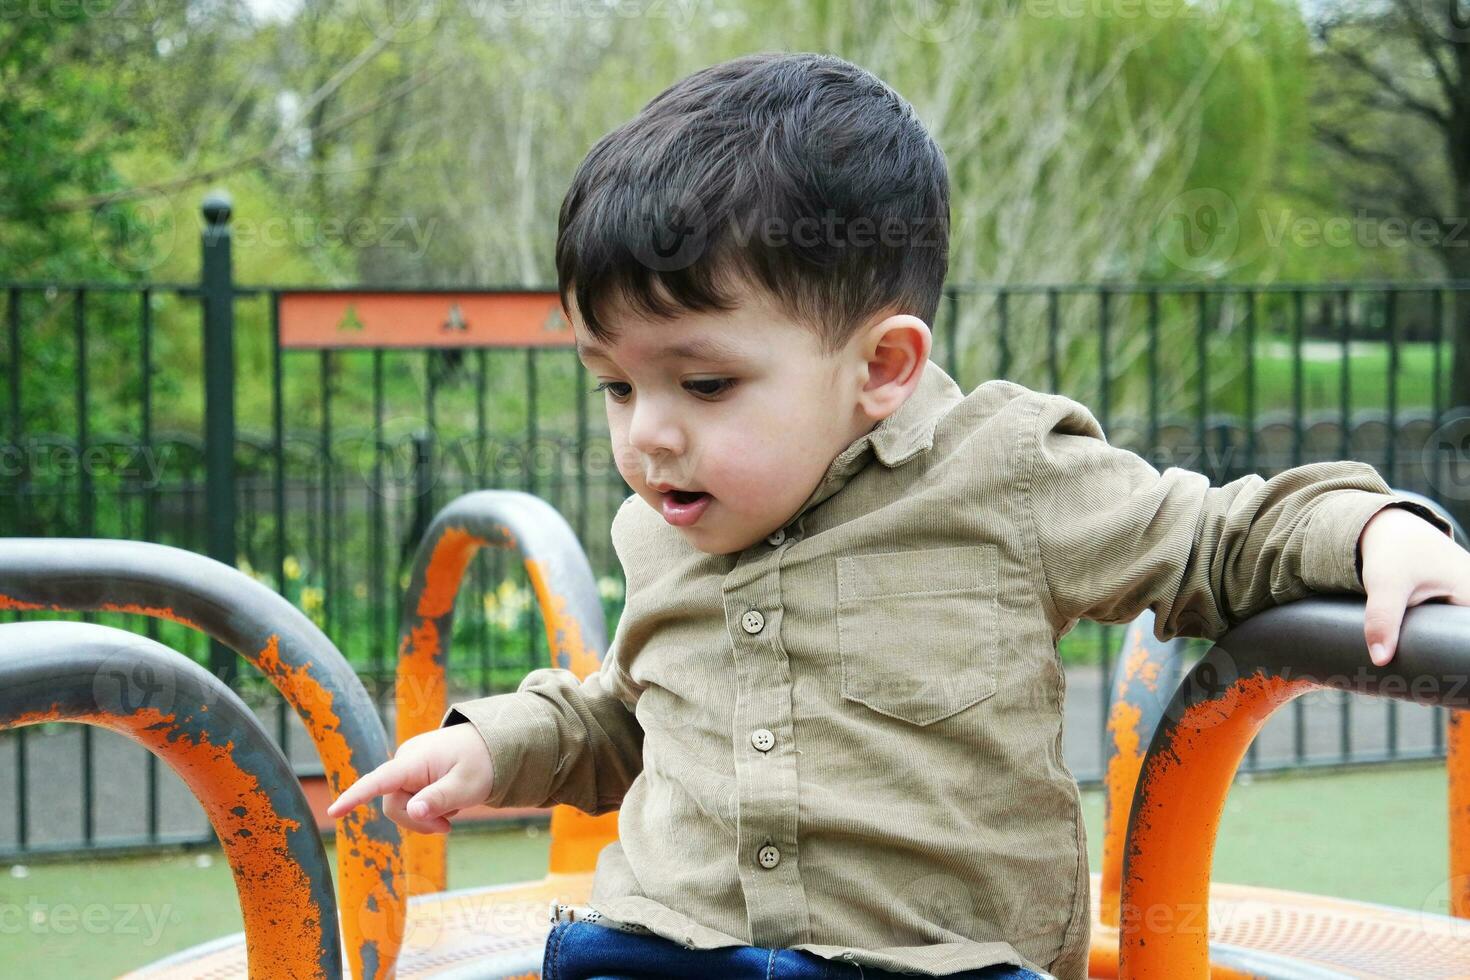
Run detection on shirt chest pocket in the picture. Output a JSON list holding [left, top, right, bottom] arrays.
[[835, 544, 999, 726]]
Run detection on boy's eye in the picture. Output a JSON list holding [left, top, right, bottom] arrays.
[[590, 381, 632, 401], [589, 379, 735, 401], [684, 378, 735, 398]]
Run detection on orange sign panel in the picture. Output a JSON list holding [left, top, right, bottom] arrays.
[[278, 291, 572, 349]]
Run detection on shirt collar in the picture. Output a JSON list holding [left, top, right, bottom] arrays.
[[784, 359, 965, 527]]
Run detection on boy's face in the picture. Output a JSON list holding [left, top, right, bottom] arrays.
[[573, 285, 928, 556]]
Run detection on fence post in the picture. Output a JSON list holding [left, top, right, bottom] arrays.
[[201, 191, 238, 688]]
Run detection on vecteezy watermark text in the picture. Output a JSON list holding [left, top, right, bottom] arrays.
[[0, 440, 167, 487], [0, 897, 179, 945]]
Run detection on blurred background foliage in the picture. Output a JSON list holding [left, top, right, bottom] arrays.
[[3, 0, 1462, 289]]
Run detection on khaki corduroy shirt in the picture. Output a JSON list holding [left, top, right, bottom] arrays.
[[443, 361, 1451, 979]]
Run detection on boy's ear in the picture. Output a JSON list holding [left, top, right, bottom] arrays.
[[854, 313, 931, 423]]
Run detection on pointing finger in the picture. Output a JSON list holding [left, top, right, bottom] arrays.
[[327, 759, 407, 818]]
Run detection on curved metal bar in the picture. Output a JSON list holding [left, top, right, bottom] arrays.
[[0, 539, 402, 980], [395, 490, 613, 893], [0, 621, 341, 979], [1099, 609, 1187, 929], [1119, 596, 1470, 977], [1101, 489, 1469, 929]]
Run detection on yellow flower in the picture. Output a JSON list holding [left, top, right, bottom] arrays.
[[353, 582, 368, 600], [301, 587, 324, 614], [495, 604, 520, 630], [283, 556, 302, 581]]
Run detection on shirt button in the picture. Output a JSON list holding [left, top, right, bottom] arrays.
[[741, 609, 765, 634], [751, 729, 775, 752], [766, 528, 786, 547], [757, 844, 781, 869]]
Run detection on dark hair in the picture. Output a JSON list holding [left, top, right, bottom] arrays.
[[555, 51, 949, 355]]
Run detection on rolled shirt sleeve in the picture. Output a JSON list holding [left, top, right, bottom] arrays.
[[440, 660, 644, 815], [1025, 392, 1455, 641]]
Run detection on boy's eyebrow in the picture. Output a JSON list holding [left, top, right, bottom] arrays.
[[576, 336, 747, 363]]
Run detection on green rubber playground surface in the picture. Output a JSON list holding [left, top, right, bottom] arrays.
[[0, 761, 1451, 977]]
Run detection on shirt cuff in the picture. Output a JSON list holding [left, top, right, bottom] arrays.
[[1303, 492, 1455, 593], [441, 693, 560, 809]]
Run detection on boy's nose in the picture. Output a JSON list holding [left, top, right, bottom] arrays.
[[627, 402, 686, 457]]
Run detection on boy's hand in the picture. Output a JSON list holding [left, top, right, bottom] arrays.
[[325, 724, 495, 835], [1360, 506, 1470, 666]]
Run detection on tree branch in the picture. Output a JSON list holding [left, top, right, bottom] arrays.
[[1392, 0, 1460, 108], [1312, 119, 1445, 220], [43, 45, 443, 213], [1321, 26, 1450, 128]]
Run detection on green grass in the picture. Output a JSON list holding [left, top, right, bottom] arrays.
[[1, 762, 1452, 976], [1220, 338, 1447, 417], [1078, 761, 1451, 909]]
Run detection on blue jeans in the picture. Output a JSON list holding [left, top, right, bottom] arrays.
[[542, 919, 1048, 980]]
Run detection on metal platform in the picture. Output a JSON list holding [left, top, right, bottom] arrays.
[[1087, 873, 1470, 979], [123, 870, 1470, 979], [120, 873, 594, 980]]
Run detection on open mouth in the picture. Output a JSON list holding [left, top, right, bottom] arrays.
[[659, 488, 713, 527]]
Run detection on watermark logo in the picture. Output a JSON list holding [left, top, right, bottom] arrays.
[[887, 0, 983, 43], [628, 187, 709, 273], [1417, 873, 1470, 956], [92, 639, 179, 718], [90, 191, 179, 275], [1422, 414, 1470, 502], [1155, 188, 1240, 274]]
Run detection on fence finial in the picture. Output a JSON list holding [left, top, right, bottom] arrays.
[[202, 189, 233, 227]]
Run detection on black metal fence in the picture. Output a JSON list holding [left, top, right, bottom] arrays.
[[3, 199, 1470, 858]]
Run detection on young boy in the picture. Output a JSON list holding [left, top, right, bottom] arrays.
[[329, 52, 1469, 979]]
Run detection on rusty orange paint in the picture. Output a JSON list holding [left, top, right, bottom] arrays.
[[1099, 631, 1161, 929], [398, 618, 448, 898], [256, 635, 405, 980], [491, 522, 520, 553], [0, 590, 403, 974], [97, 602, 205, 632], [1100, 698, 1144, 929], [1450, 711, 1470, 919], [400, 527, 488, 896], [1123, 636, 1162, 692], [0, 595, 207, 634], [524, 557, 621, 872], [396, 520, 618, 895], [548, 808, 621, 875], [1087, 914, 1258, 980], [525, 558, 601, 678], [10, 705, 331, 979], [1120, 670, 1313, 978], [415, 527, 489, 620], [1088, 924, 1119, 979]]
